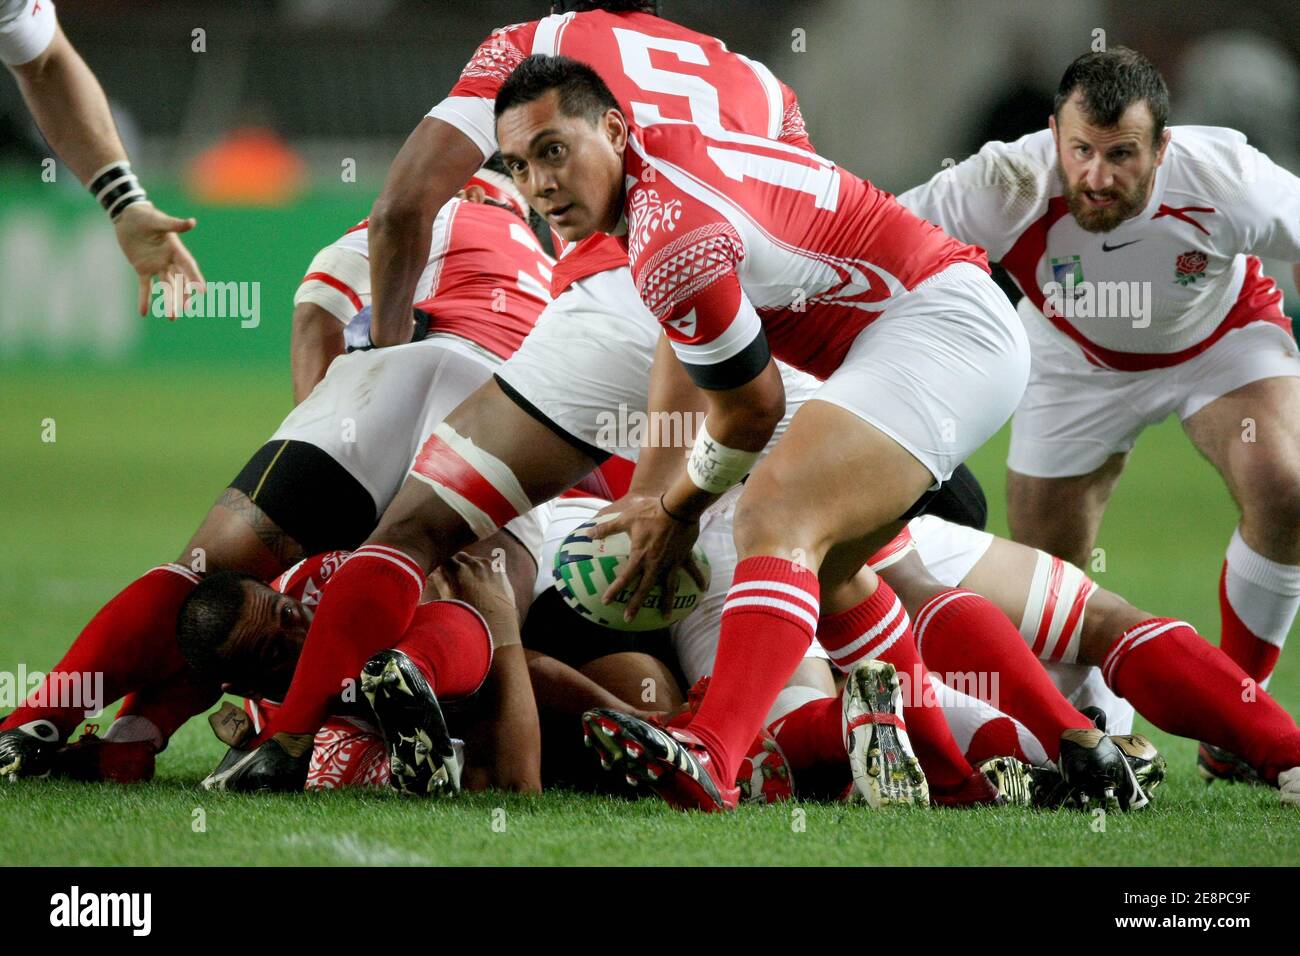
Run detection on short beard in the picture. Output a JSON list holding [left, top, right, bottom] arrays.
[[1059, 159, 1155, 233]]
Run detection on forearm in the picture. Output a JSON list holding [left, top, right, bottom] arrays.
[[661, 359, 784, 520], [525, 649, 637, 719], [369, 118, 483, 346], [367, 205, 431, 348], [290, 304, 345, 404], [12, 28, 127, 185], [466, 643, 542, 793], [628, 333, 707, 496]]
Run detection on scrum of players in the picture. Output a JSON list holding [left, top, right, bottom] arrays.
[[3, 0, 1299, 812]]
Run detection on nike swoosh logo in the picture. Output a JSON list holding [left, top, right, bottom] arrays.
[[1101, 239, 1143, 251]]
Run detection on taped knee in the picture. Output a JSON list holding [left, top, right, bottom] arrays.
[[1019, 551, 1097, 663], [409, 422, 533, 540]]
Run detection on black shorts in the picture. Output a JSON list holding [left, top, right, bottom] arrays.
[[228, 440, 377, 556]]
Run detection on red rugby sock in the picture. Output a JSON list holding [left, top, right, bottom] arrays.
[[914, 588, 1092, 760], [1103, 618, 1300, 784], [2, 565, 196, 740], [964, 716, 1030, 765], [767, 694, 843, 771], [266, 546, 424, 739], [687, 557, 818, 787], [113, 668, 224, 747], [393, 600, 493, 699], [819, 580, 974, 793]]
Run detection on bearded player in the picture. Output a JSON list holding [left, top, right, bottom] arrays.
[[897, 48, 1300, 780], [0, 165, 552, 781]]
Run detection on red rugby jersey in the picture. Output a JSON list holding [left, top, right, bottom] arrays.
[[620, 122, 988, 385], [310, 199, 552, 360], [426, 9, 814, 297]]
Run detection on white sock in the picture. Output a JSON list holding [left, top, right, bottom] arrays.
[[1224, 528, 1300, 686]]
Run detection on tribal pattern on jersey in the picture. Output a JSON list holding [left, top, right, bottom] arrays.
[[461, 23, 530, 82], [637, 223, 744, 321]]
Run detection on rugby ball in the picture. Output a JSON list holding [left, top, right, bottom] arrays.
[[552, 513, 711, 632]]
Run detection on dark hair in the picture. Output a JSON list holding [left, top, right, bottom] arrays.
[[176, 571, 259, 678], [550, 1, 659, 13], [1054, 47, 1168, 144], [495, 54, 622, 126], [482, 152, 511, 178]]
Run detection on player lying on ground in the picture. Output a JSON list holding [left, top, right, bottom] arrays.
[[884, 517, 1300, 805], [47, 553, 519, 794], [0, 163, 553, 787], [544, 488, 1299, 807], [542, 489, 1154, 809], [897, 47, 1300, 780]]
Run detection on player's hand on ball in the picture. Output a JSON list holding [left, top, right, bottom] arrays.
[[592, 493, 708, 622], [113, 201, 206, 318]]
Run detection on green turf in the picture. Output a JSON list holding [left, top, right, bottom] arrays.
[[1, 366, 1296, 866]]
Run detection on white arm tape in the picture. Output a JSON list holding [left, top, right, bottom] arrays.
[[293, 245, 371, 323], [686, 419, 759, 494]]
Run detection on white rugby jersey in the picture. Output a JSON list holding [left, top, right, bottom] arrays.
[[0, 0, 55, 67], [899, 126, 1300, 371]]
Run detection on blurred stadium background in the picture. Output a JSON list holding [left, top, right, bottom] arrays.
[[0, 0, 1295, 372], [1, 0, 1297, 866]]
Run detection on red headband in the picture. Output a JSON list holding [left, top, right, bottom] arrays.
[[466, 169, 529, 221]]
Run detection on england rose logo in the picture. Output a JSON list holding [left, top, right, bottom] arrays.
[[1175, 250, 1208, 286]]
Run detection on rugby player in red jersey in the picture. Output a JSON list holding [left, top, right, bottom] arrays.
[[0, 165, 552, 784], [51, 551, 509, 793], [482, 56, 1144, 813], [209, 0, 909, 792]]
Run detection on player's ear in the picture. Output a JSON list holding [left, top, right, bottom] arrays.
[[462, 184, 487, 204], [604, 108, 628, 153], [1155, 126, 1172, 164]]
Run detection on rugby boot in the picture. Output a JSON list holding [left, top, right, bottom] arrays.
[[582, 708, 739, 812], [201, 734, 311, 792], [842, 660, 929, 807], [0, 719, 60, 780], [361, 649, 460, 797]]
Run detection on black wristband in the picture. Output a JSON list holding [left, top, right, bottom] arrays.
[[88, 161, 131, 198], [88, 160, 147, 220], [659, 494, 694, 524]]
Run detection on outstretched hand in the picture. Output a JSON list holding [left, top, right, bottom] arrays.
[[114, 201, 205, 317]]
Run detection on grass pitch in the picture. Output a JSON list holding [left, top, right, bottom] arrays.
[[2, 366, 1296, 866]]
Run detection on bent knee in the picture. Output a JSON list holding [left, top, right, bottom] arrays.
[[1078, 589, 1149, 665], [732, 478, 826, 560], [1237, 463, 1300, 530]]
